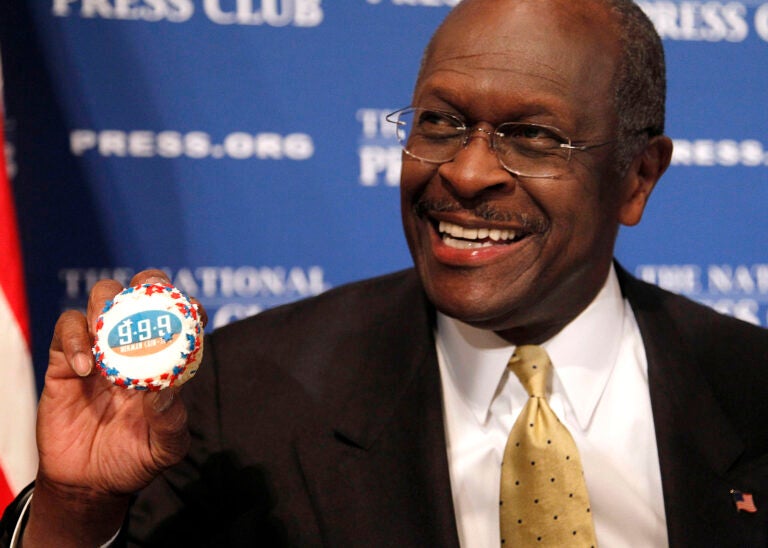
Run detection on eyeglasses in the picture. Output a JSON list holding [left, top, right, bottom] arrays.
[[386, 107, 615, 179]]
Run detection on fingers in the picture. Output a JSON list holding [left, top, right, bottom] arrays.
[[129, 269, 171, 287], [50, 310, 94, 377], [86, 279, 124, 336], [189, 296, 208, 328], [144, 388, 191, 468]]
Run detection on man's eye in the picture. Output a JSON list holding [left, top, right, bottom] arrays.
[[522, 126, 547, 138], [418, 112, 455, 128], [414, 112, 463, 139], [501, 124, 562, 148]]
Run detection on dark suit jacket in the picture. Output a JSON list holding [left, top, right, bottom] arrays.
[[3, 267, 766, 547], [122, 266, 768, 547]]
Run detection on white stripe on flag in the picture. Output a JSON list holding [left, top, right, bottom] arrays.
[[0, 286, 37, 496]]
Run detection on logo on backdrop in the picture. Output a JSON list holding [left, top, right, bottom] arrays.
[[671, 138, 768, 167], [51, 0, 324, 26], [59, 265, 332, 329], [69, 129, 314, 161], [357, 108, 401, 187], [636, 263, 768, 326], [638, 1, 768, 42]]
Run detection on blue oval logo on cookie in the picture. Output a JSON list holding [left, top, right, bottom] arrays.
[[107, 310, 183, 357]]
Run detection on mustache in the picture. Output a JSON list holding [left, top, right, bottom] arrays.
[[413, 198, 549, 233]]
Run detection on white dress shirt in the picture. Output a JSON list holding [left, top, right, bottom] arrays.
[[436, 266, 668, 547]]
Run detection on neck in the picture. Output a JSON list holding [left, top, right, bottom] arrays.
[[494, 314, 580, 346]]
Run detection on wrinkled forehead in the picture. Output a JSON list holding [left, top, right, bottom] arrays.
[[419, 0, 622, 89]]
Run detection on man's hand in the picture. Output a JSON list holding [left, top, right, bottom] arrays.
[[22, 270, 205, 547]]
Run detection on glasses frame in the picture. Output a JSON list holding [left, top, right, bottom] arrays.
[[386, 106, 616, 179]]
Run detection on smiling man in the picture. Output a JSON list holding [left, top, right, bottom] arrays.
[[3, 0, 768, 547], [399, 0, 662, 344]]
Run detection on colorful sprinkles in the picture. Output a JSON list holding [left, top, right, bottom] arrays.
[[92, 283, 203, 391]]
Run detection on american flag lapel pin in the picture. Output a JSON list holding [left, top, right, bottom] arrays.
[[731, 489, 758, 513]]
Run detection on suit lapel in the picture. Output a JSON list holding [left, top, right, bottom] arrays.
[[293, 273, 460, 547], [619, 267, 768, 546]]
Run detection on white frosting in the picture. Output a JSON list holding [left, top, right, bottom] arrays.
[[93, 284, 203, 390]]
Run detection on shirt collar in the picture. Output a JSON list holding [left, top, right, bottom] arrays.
[[436, 312, 513, 424], [436, 265, 626, 430]]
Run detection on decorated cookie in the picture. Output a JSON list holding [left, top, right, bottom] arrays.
[[92, 283, 204, 390]]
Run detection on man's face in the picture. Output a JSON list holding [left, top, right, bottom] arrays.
[[401, 0, 641, 342]]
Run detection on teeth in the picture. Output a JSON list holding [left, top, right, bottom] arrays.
[[438, 221, 517, 242], [443, 236, 495, 250]]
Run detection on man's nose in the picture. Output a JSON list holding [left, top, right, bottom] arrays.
[[438, 126, 516, 199]]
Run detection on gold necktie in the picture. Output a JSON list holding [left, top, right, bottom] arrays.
[[499, 345, 597, 547]]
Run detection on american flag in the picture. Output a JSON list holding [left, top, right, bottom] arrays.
[[0, 46, 38, 513], [731, 490, 758, 513]]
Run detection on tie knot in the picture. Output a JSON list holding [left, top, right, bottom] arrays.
[[507, 345, 551, 397]]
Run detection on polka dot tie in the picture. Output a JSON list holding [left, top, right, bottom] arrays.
[[499, 345, 597, 547]]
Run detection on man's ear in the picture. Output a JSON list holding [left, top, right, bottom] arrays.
[[618, 135, 673, 226]]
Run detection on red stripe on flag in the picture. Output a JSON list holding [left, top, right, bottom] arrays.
[[0, 466, 13, 511], [0, 112, 30, 345]]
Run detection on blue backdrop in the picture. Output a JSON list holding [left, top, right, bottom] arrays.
[[1, 0, 766, 391]]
